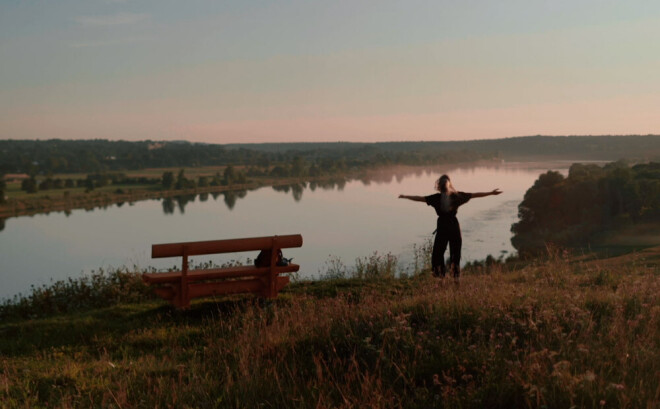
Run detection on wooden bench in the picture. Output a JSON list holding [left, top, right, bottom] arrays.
[[142, 234, 303, 308]]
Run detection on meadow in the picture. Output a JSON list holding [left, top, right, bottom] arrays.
[[0, 165, 319, 219], [1, 246, 659, 408]]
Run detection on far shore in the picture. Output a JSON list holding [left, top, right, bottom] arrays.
[[1, 158, 608, 220], [1, 160, 518, 220]]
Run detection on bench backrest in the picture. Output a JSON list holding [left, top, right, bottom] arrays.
[[152, 234, 303, 259]]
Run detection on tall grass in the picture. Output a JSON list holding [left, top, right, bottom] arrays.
[[354, 251, 399, 279], [1, 251, 659, 408], [0, 268, 154, 321]]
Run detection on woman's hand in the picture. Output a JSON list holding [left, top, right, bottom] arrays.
[[399, 195, 426, 202], [471, 189, 503, 198]]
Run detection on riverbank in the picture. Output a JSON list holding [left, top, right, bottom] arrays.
[[0, 174, 323, 219], [1, 159, 518, 220], [1, 248, 658, 408]]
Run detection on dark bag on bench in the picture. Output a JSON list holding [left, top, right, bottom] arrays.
[[254, 249, 291, 267]]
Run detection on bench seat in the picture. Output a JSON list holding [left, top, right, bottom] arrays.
[[149, 275, 292, 300], [142, 264, 300, 284]]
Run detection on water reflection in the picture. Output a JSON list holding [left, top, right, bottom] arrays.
[[162, 197, 175, 214], [314, 178, 346, 191], [223, 190, 247, 210], [176, 194, 196, 214], [272, 185, 291, 194], [161, 194, 200, 214], [154, 166, 500, 214], [291, 183, 304, 202]]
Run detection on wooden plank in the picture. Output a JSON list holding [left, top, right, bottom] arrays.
[[180, 247, 189, 308], [187, 276, 289, 298], [153, 286, 176, 300], [269, 237, 279, 298], [152, 234, 303, 258], [142, 264, 300, 284]]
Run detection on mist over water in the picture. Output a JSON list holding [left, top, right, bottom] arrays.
[[0, 162, 571, 300]]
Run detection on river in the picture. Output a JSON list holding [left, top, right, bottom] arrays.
[[0, 161, 574, 300]]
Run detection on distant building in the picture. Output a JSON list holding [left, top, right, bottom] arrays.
[[3, 173, 29, 182]]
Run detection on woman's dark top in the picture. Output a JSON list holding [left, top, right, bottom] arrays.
[[425, 192, 472, 219]]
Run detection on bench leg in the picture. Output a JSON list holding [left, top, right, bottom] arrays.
[[168, 284, 188, 309], [180, 249, 190, 309], [259, 275, 290, 298]]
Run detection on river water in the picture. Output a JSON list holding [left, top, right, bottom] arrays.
[[0, 161, 572, 300]]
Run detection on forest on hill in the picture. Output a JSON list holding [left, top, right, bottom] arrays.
[[0, 139, 486, 175], [1, 135, 659, 176], [226, 134, 660, 160], [511, 161, 660, 254]]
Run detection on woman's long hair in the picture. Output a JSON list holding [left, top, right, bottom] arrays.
[[436, 175, 456, 193], [436, 174, 456, 212]]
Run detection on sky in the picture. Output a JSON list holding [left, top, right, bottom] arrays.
[[1, 0, 660, 144]]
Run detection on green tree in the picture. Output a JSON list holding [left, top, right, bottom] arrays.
[[198, 176, 209, 187], [512, 162, 660, 255], [39, 178, 53, 191], [223, 165, 236, 185], [269, 165, 288, 178], [309, 163, 321, 177], [175, 169, 186, 190], [209, 172, 221, 186], [0, 173, 5, 203], [290, 156, 307, 177], [84, 178, 95, 192], [21, 177, 38, 194], [162, 171, 174, 189], [236, 171, 247, 184]]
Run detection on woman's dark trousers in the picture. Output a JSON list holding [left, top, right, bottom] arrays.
[[432, 217, 462, 278]]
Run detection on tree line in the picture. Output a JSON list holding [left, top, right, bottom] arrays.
[[0, 173, 5, 204], [227, 135, 660, 160], [17, 173, 161, 194], [4, 135, 658, 177], [511, 161, 660, 254], [0, 139, 493, 176]]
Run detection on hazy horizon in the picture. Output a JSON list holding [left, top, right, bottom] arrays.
[[5, 134, 657, 147], [2, 1, 660, 143]]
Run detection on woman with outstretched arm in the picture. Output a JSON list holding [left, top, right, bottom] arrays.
[[399, 174, 501, 280]]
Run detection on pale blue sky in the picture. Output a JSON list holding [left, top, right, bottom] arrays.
[[2, 1, 660, 142]]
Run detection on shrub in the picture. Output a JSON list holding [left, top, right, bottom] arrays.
[[0, 268, 155, 321]]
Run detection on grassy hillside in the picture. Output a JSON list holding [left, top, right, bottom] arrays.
[[1, 248, 659, 408]]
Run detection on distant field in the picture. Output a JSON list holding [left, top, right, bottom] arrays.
[[2, 165, 247, 201], [585, 222, 660, 258], [4, 180, 160, 200]]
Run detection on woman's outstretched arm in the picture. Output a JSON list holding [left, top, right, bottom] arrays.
[[470, 189, 502, 198], [398, 194, 426, 202]]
